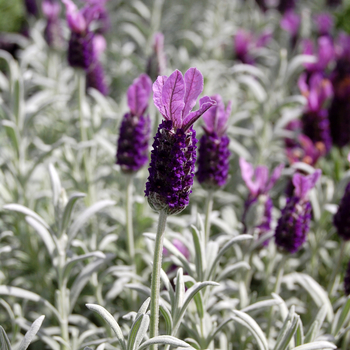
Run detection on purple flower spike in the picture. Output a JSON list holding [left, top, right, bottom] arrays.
[[196, 95, 231, 190], [42, 0, 64, 49], [298, 72, 333, 153], [147, 32, 167, 80], [234, 30, 254, 65], [275, 170, 321, 254], [281, 10, 301, 38], [314, 13, 334, 36], [240, 158, 284, 239], [116, 74, 152, 173], [145, 68, 215, 215]]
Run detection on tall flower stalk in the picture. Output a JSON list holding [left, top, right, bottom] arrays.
[[145, 68, 214, 347], [196, 94, 231, 242], [116, 73, 152, 261]]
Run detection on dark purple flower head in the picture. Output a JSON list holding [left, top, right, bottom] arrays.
[[147, 32, 167, 80], [302, 36, 335, 73], [25, 0, 38, 16], [275, 170, 321, 253], [281, 10, 301, 38], [116, 74, 152, 173], [42, 0, 61, 19], [145, 68, 215, 215], [277, 0, 296, 13], [196, 95, 231, 190], [314, 13, 334, 37]]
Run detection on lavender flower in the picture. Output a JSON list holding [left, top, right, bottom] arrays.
[[116, 74, 152, 173], [25, 0, 38, 16], [314, 13, 334, 37], [277, 0, 296, 13], [298, 72, 333, 153], [196, 95, 231, 190], [240, 158, 284, 240], [146, 32, 167, 81], [328, 33, 350, 147], [145, 68, 215, 215], [302, 36, 335, 73], [63, 0, 100, 69], [86, 35, 108, 95], [275, 170, 321, 253], [281, 10, 300, 47], [81, 0, 110, 34], [42, 0, 63, 49]]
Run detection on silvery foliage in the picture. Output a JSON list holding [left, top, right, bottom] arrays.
[[0, 0, 350, 350]]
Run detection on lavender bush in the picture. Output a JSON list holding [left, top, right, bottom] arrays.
[[1, 1, 350, 350]]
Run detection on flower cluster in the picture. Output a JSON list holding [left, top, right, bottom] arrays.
[[145, 68, 215, 215], [196, 95, 231, 190], [275, 170, 321, 253], [240, 158, 284, 241], [116, 74, 152, 174]]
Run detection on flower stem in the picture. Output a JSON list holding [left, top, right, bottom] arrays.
[[126, 174, 135, 262], [204, 191, 214, 244], [328, 242, 346, 296], [150, 209, 168, 350]]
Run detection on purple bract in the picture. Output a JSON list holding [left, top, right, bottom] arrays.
[[281, 10, 300, 38], [275, 170, 321, 253], [145, 68, 215, 215], [196, 95, 231, 190], [314, 13, 333, 36], [116, 74, 152, 173]]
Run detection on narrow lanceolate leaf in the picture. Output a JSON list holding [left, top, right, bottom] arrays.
[[290, 341, 336, 350], [174, 268, 185, 318], [183, 68, 203, 118], [3, 204, 50, 229], [161, 69, 185, 128], [0, 326, 12, 350], [191, 225, 205, 281], [0, 286, 60, 322], [68, 200, 116, 245], [333, 295, 350, 336], [18, 315, 45, 350], [48, 163, 61, 207], [304, 304, 327, 343], [86, 304, 126, 350], [241, 295, 282, 314], [232, 310, 268, 350], [25, 216, 56, 259], [138, 336, 189, 350], [130, 314, 150, 350], [61, 192, 86, 234]]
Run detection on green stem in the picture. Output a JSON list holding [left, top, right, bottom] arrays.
[[328, 242, 346, 296], [266, 254, 287, 339], [126, 175, 135, 262], [150, 210, 168, 350], [204, 191, 214, 244]]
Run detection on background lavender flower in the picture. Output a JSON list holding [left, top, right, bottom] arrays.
[[42, 0, 63, 49], [280, 10, 300, 47], [275, 170, 321, 253], [328, 33, 350, 147], [240, 158, 284, 240], [116, 74, 152, 173], [63, 0, 98, 69], [196, 95, 231, 190], [86, 35, 108, 95], [24, 0, 38, 16], [81, 0, 110, 34], [314, 13, 333, 37], [277, 0, 296, 13], [145, 68, 215, 215], [298, 72, 333, 153], [146, 32, 167, 81]]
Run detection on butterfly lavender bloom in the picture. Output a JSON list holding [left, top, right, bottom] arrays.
[[275, 170, 321, 254], [281, 10, 300, 47], [116, 74, 152, 173], [240, 158, 284, 241], [86, 35, 108, 95], [298, 72, 333, 153], [314, 13, 333, 37], [302, 36, 335, 73], [328, 33, 350, 147], [63, 0, 101, 69], [196, 95, 231, 190], [146, 32, 167, 81], [42, 0, 63, 49], [145, 68, 215, 215]]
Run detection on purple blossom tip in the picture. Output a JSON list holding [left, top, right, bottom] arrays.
[[280, 10, 301, 37], [62, 0, 87, 33], [127, 74, 153, 117], [292, 169, 321, 200], [42, 0, 61, 19], [153, 68, 215, 131]]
